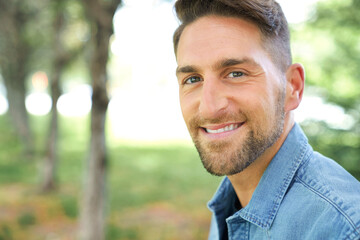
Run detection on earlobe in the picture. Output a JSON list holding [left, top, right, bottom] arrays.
[[284, 63, 305, 112]]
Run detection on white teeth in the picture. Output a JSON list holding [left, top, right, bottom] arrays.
[[206, 124, 240, 134]]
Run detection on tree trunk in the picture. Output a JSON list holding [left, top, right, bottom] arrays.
[[5, 70, 33, 156], [41, 0, 85, 192], [40, 0, 66, 193], [78, 1, 120, 239], [41, 65, 61, 192], [0, 1, 33, 156]]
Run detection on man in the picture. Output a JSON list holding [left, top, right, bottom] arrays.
[[172, 0, 360, 239]]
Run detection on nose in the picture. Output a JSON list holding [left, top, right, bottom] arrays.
[[198, 78, 229, 119]]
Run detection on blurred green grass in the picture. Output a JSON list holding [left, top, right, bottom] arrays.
[[0, 114, 221, 239]]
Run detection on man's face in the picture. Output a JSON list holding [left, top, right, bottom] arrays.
[[176, 16, 286, 176]]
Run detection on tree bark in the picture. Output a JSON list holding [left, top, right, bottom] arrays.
[[40, 0, 66, 193], [78, 1, 120, 239], [0, 1, 33, 156], [41, 0, 85, 192], [41, 70, 61, 192]]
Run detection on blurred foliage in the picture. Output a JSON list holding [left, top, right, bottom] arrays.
[[0, 0, 89, 90], [0, 0, 48, 74], [60, 194, 79, 219], [293, 0, 360, 109], [0, 0, 87, 78], [0, 225, 13, 240], [291, 0, 360, 177], [106, 224, 139, 240], [17, 212, 37, 228]]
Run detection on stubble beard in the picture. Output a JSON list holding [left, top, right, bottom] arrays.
[[189, 91, 286, 177]]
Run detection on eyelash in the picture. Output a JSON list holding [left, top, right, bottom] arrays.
[[227, 71, 245, 78], [182, 71, 245, 85], [183, 75, 202, 85]]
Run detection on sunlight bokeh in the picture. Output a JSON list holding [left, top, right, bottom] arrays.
[[107, 0, 187, 141], [295, 96, 355, 130], [277, 0, 319, 23], [0, 82, 7, 115], [0, 93, 8, 115], [57, 84, 92, 117], [25, 92, 52, 116]]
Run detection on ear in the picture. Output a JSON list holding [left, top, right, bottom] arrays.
[[284, 63, 305, 112]]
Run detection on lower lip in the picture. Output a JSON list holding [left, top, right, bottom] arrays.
[[200, 123, 244, 140]]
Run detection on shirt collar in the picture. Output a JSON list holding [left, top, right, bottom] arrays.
[[208, 123, 313, 229]]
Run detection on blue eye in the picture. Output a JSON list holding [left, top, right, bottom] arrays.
[[228, 72, 244, 78], [184, 76, 202, 84]]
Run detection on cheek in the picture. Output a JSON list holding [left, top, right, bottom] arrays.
[[179, 94, 196, 124], [253, 91, 283, 128], [238, 90, 273, 122], [232, 88, 263, 112]]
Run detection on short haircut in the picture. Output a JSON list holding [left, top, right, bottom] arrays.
[[173, 0, 292, 73]]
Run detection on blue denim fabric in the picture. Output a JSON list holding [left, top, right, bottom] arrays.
[[208, 123, 360, 240]]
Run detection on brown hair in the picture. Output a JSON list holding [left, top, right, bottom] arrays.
[[173, 0, 292, 72]]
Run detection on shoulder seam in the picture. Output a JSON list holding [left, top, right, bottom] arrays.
[[295, 177, 360, 236]]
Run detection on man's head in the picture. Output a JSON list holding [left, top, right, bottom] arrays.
[[174, 0, 304, 177], [173, 0, 292, 73]]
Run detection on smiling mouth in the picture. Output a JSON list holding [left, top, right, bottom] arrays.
[[203, 123, 243, 134]]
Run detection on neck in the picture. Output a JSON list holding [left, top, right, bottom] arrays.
[[228, 113, 295, 208]]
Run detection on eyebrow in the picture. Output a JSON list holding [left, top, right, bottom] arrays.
[[176, 57, 261, 75], [176, 65, 198, 75], [216, 58, 260, 69]]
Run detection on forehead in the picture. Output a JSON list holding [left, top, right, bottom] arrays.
[[176, 16, 265, 66]]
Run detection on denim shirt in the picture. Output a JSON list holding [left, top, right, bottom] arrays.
[[208, 123, 360, 240]]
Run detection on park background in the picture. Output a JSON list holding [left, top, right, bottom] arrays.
[[0, 0, 359, 239]]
